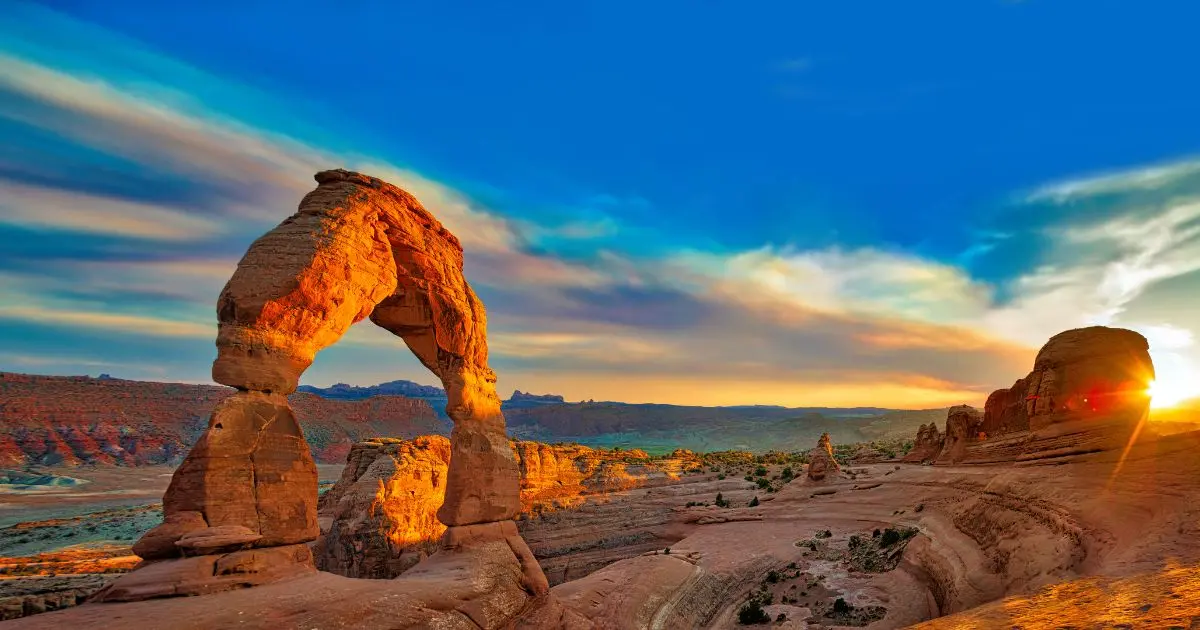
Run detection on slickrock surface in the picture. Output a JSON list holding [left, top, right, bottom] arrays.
[[314, 436, 710, 581], [551, 428, 1200, 628], [0, 372, 442, 466]]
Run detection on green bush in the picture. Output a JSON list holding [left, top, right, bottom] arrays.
[[754, 466, 769, 476], [737, 600, 770, 625], [833, 597, 850, 614], [749, 496, 760, 507], [881, 528, 902, 546]]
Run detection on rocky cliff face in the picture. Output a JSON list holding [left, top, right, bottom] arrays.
[[908, 326, 1154, 465], [314, 436, 704, 579], [0, 372, 443, 466]]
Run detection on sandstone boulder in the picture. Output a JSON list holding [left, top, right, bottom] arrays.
[[936, 405, 982, 464], [902, 423, 944, 463], [807, 433, 840, 481], [160, 391, 318, 548]]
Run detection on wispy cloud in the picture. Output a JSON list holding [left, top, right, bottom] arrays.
[[0, 305, 214, 338], [1026, 157, 1200, 203], [0, 178, 223, 240]]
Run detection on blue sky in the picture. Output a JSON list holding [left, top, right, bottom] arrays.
[[2, 0, 1199, 408]]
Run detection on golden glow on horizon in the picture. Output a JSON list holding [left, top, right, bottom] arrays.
[[1147, 379, 1194, 410]]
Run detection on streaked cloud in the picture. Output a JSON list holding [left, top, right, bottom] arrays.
[[0, 178, 222, 240], [2, 4, 1198, 410]]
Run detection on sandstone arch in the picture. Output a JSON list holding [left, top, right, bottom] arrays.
[[122, 170, 528, 597]]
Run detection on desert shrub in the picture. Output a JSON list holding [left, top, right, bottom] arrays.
[[915, 503, 925, 513], [715, 492, 730, 508], [776, 613, 787, 622], [781, 466, 794, 479], [664, 548, 670, 554], [766, 569, 779, 583], [744, 475, 754, 482], [718, 474, 726, 480], [833, 597, 850, 614], [737, 600, 770, 625], [749, 496, 760, 507], [848, 535, 861, 548], [755, 478, 771, 489], [754, 466, 769, 476], [872, 528, 881, 538], [881, 528, 902, 546]]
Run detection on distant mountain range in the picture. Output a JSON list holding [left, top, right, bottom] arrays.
[[296, 380, 569, 416], [0, 373, 444, 467], [2, 372, 950, 465], [299, 379, 943, 454]]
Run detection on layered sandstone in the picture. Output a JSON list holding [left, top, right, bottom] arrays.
[[909, 326, 1155, 466], [934, 405, 982, 464], [314, 436, 706, 579], [105, 170, 542, 621], [807, 433, 841, 481], [0, 372, 442, 466]]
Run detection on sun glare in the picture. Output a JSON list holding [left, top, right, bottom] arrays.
[[1147, 379, 1193, 409]]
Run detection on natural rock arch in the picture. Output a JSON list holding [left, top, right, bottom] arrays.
[[122, 170, 527, 597]]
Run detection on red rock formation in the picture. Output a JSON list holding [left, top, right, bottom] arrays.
[[904, 326, 1155, 466], [1023, 327, 1153, 430], [981, 377, 1029, 436], [314, 436, 706, 579], [107, 170, 544, 611], [935, 405, 983, 464], [903, 422, 945, 463], [0, 372, 442, 466], [807, 432, 840, 481]]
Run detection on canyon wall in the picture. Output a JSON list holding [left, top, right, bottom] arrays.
[[0, 372, 444, 466]]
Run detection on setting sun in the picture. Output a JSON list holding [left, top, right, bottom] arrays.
[[1147, 379, 1194, 409]]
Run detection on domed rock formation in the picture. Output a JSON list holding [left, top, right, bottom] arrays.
[[101, 170, 541, 611], [905, 326, 1155, 466], [1024, 327, 1153, 430], [807, 432, 840, 481]]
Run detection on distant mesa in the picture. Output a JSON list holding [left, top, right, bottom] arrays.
[[903, 325, 1155, 465], [509, 390, 566, 403], [297, 379, 446, 401]]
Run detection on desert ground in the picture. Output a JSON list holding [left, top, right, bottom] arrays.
[[5, 427, 1199, 629]]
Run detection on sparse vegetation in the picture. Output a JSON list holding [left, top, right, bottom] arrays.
[[715, 492, 730, 508], [749, 496, 760, 507], [737, 599, 770, 625]]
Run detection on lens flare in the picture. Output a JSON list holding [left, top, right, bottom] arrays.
[[1147, 380, 1192, 409]]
